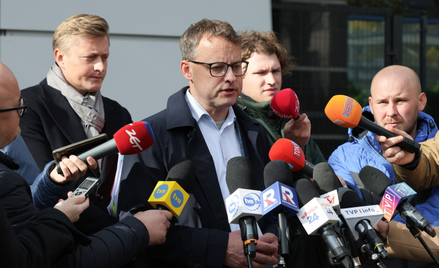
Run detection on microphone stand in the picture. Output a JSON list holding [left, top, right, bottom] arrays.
[[406, 224, 439, 266]]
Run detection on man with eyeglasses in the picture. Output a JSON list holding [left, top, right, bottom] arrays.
[[115, 19, 279, 268]]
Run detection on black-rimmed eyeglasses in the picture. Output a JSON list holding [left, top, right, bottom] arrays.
[[188, 60, 249, 77], [0, 97, 27, 117]]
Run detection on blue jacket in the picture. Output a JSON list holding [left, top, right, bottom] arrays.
[[328, 106, 439, 226]]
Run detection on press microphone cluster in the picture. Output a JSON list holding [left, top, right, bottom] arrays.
[[148, 159, 194, 216], [270, 88, 301, 120], [57, 121, 155, 174], [324, 95, 420, 153]]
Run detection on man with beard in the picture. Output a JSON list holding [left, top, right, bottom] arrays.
[[328, 65, 438, 267]]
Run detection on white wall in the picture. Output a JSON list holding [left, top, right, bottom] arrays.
[[0, 0, 272, 121]]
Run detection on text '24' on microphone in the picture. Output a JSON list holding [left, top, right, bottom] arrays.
[[338, 188, 388, 260], [294, 178, 350, 264], [225, 156, 262, 262], [271, 88, 301, 120], [325, 95, 420, 153], [262, 160, 300, 258], [380, 182, 436, 237], [148, 158, 194, 216], [57, 121, 155, 174], [269, 138, 315, 178]]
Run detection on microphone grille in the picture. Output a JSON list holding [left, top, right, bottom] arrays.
[[312, 162, 342, 193], [226, 156, 255, 193], [166, 158, 195, 191], [264, 160, 293, 188], [293, 178, 320, 207], [359, 166, 392, 196]]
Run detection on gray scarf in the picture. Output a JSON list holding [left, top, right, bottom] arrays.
[[47, 63, 105, 138]]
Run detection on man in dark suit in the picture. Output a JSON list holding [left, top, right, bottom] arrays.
[[116, 19, 279, 268], [19, 14, 132, 234]]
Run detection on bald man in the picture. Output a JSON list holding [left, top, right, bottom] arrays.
[[328, 65, 439, 266]]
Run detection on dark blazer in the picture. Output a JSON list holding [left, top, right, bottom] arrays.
[[20, 78, 132, 234], [117, 87, 276, 268]]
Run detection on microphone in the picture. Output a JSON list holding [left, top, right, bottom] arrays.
[[57, 121, 155, 174], [147, 159, 193, 216], [270, 88, 300, 120], [338, 188, 388, 260], [324, 95, 420, 153], [359, 166, 392, 197], [225, 156, 262, 260], [380, 183, 436, 237], [261, 160, 300, 257], [313, 162, 343, 214], [357, 166, 392, 205], [269, 138, 314, 177], [294, 178, 349, 263]]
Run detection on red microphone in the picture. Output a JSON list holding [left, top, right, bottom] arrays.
[[270, 88, 300, 120], [56, 121, 155, 174], [324, 95, 419, 153], [269, 138, 314, 177]]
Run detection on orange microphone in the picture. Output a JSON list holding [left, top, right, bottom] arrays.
[[325, 95, 420, 153]]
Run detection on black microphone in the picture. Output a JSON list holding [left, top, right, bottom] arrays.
[[225, 156, 261, 261], [357, 166, 392, 205], [294, 178, 351, 264], [359, 166, 392, 197], [56, 121, 155, 174], [338, 188, 388, 260], [262, 160, 300, 258]]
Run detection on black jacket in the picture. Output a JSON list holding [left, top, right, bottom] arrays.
[[117, 87, 277, 268], [0, 152, 150, 268], [20, 78, 132, 234]]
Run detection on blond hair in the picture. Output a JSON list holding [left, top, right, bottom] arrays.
[[53, 14, 109, 53]]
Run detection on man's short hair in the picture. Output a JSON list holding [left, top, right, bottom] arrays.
[[240, 31, 295, 76], [52, 14, 109, 53], [180, 19, 240, 61]]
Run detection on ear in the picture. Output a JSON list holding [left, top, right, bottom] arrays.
[[418, 92, 427, 111], [180, 61, 192, 82], [54, 49, 65, 69], [368, 96, 374, 115]]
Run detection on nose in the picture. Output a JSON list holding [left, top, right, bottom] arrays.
[[266, 72, 276, 86], [386, 102, 398, 117], [223, 65, 237, 82], [94, 58, 106, 73]]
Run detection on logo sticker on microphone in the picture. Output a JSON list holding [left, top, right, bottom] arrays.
[[342, 97, 354, 118], [126, 128, 143, 151], [153, 184, 169, 198], [170, 189, 184, 208], [291, 141, 303, 159], [243, 193, 261, 211]]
